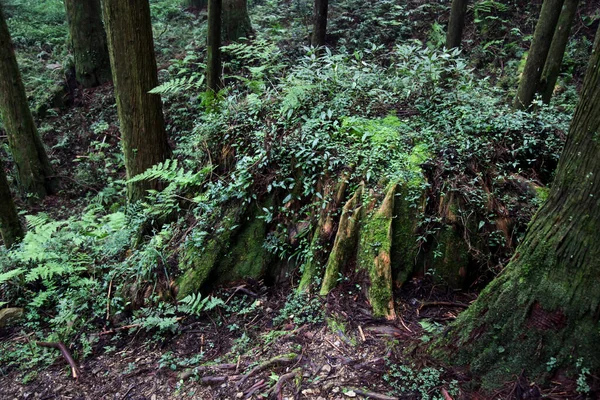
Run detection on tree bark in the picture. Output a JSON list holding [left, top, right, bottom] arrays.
[[513, 0, 565, 110], [539, 0, 579, 104], [102, 0, 170, 202], [447, 26, 600, 386], [446, 0, 468, 49], [0, 159, 24, 248], [311, 0, 328, 47], [64, 0, 111, 88], [206, 0, 222, 93], [0, 4, 55, 199], [222, 0, 253, 42]]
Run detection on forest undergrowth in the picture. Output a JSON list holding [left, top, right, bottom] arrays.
[[0, 0, 598, 398]]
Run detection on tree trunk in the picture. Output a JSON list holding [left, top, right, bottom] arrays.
[[222, 0, 253, 42], [311, 0, 328, 47], [0, 159, 24, 248], [102, 0, 170, 202], [0, 4, 55, 199], [206, 0, 222, 93], [513, 0, 565, 110], [539, 0, 579, 104], [446, 0, 468, 49], [446, 26, 600, 387], [64, 0, 111, 88]]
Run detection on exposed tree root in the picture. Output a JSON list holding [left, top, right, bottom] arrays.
[[36, 341, 80, 379], [320, 184, 363, 295], [269, 367, 301, 400], [298, 177, 349, 292], [236, 353, 299, 388]]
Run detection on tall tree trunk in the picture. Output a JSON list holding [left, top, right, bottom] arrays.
[[0, 5, 55, 199], [311, 0, 328, 47], [513, 0, 565, 110], [446, 0, 468, 49], [206, 0, 222, 92], [222, 0, 252, 42], [445, 26, 600, 387], [539, 0, 579, 104], [102, 0, 170, 202], [0, 159, 24, 248], [64, 0, 111, 88]]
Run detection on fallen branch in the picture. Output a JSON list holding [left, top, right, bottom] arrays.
[[269, 368, 302, 400], [199, 376, 228, 385], [441, 388, 454, 400], [180, 363, 238, 381], [98, 317, 185, 336], [36, 341, 80, 379], [344, 388, 399, 400], [237, 353, 299, 388]]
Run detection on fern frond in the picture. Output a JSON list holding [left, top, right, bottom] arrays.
[[149, 74, 204, 95]]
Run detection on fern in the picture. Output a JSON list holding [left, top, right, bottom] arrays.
[[128, 159, 210, 188], [179, 293, 224, 316], [149, 74, 205, 95]]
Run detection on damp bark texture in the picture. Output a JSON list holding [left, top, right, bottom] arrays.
[[311, 0, 329, 47], [64, 0, 111, 88], [222, 0, 253, 42], [513, 0, 565, 110], [102, 0, 170, 202], [0, 159, 24, 248], [446, 26, 600, 387], [539, 0, 579, 104], [0, 4, 55, 199], [206, 0, 222, 92], [446, 0, 468, 49]]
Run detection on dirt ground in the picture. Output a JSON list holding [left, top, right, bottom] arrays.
[[2, 278, 582, 400]]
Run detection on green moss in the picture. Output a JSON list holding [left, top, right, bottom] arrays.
[[535, 186, 549, 203], [429, 225, 470, 289], [215, 208, 272, 283], [357, 186, 395, 318], [320, 186, 362, 295]]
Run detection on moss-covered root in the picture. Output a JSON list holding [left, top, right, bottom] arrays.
[[176, 206, 243, 299], [391, 183, 425, 286], [298, 177, 349, 292], [429, 193, 471, 289], [320, 184, 363, 295], [214, 202, 273, 283], [359, 185, 397, 320]]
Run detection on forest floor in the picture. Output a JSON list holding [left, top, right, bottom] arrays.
[[0, 278, 580, 399]]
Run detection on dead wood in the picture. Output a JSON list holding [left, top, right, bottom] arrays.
[[36, 341, 80, 379]]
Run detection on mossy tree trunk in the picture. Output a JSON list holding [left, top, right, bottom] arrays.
[[513, 0, 564, 110], [539, 0, 579, 104], [311, 0, 328, 47], [64, 0, 111, 88], [447, 26, 600, 386], [446, 0, 468, 49], [206, 0, 222, 93], [222, 0, 253, 42], [102, 0, 170, 202], [0, 159, 23, 248], [0, 4, 55, 199]]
